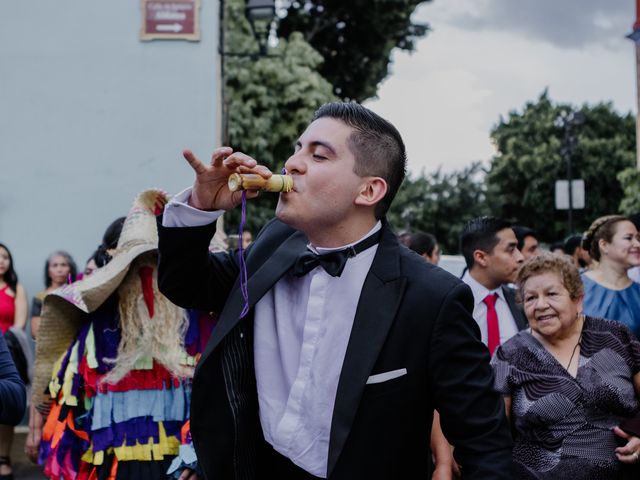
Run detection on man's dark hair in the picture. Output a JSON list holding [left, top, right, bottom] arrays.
[[408, 232, 438, 257], [563, 235, 583, 256], [549, 241, 564, 253], [511, 226, 537, 251], [313, 102, 406, 219], [397, 231, 412, 247], [460, 216, 512, 269]]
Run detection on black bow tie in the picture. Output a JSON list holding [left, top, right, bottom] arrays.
[[292, 230, 382, 278]]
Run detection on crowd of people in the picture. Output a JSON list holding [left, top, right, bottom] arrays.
[[403, 214, 640, 478], [0, 102, 639, 479]]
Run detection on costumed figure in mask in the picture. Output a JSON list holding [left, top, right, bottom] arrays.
[[32, 190, 216, 479]]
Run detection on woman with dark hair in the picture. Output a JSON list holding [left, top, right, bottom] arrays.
[[0, 244, 27, 332], [30, 251, 77, 339], [581, 215, 640, 338], [82, 217, 126, 278], [0, 243, 29, 479]]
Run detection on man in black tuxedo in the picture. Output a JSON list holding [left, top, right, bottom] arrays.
[[157, 103, 513, 479]]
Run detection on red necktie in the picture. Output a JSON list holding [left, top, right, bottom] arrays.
[[483, 293, 500, 355]]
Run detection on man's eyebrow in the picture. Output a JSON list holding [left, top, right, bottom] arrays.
[[310, 140, 337, 155], [293, 139, 337, 156]]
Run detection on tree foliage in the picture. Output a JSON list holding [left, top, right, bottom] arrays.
[[486, 91, 635, 242], [387, 162, 490, 253], [223, 0, 336, 231], [277, 0, 430, 101], [618, 166, 640, 215]]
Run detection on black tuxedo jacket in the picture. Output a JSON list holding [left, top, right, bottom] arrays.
[[158, 218, 513, 480], [501, 285, 528, 332]]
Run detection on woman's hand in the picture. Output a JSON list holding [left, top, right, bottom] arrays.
[[25, 405, 43, 463], [613, 426, 640, 464], [184, 148, 271, 212]]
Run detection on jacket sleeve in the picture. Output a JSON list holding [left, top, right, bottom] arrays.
[[157, 217, 240, 314], [0, 331, 26, 425], [428, 282, 514, 479]]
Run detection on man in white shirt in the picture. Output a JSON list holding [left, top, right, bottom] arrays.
[[460, 217, 528, 355], [157, 103, 513, 479]]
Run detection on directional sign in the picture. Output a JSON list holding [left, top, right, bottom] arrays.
[[141, 0, 200, 41]]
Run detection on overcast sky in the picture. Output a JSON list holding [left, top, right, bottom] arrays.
[[366, 0, 637, 175]]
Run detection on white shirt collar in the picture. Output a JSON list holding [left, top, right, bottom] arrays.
[[310, 221, 382, 254], [462, 271, 502, 306]]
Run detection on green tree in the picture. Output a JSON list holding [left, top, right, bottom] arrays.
[[277, 0, 430, 101], [618, 166, 640, 215], [486, 91, 635, 242], [388, 162, 490, 253], [223, 0, 336, 232]]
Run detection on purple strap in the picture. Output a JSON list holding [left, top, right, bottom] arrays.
[[238, 191, 250, 318], [237, 169, 286, 319]]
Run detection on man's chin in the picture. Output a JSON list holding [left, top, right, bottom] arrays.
[[275, 205, 293, 226]]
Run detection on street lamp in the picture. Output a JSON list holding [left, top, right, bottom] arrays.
[[220, 0, 276, 58], [245, 0, 276, 56], [554, 110, 585, 235], [218, 0, 277, 144]]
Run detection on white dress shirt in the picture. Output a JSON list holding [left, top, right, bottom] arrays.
[[461, 272, 518, 347], [163, 188, 380, 477]]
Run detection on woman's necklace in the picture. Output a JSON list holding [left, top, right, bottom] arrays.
[[565, 333, 582, 371], [565, 314, 585, 372]]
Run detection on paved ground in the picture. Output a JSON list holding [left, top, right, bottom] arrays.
[[10, 429, 45, 479]]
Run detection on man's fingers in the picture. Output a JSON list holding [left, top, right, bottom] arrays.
[[183, 149, 208, 175], [223, 152, 258, 171], [253, 164, 273, 178], [210, 147, 234, 168]]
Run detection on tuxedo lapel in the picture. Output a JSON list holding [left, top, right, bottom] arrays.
[[196, 229, 308, 372], [327, 223, 406, 476], [501, 285, 528, 331]]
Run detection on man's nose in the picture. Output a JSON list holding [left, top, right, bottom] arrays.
[[514, 248, 525, 264], [284, 151, 305, 174]]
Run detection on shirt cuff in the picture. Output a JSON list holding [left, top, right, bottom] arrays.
[[162, 187, 224, 228]]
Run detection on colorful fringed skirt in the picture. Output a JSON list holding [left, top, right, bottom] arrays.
[[39, 299, 215, 480]]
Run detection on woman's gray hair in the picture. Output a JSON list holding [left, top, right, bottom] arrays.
[[516, 252, 584, 301]]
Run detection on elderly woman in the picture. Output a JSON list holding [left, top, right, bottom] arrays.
[[492, 252, 640, 479]]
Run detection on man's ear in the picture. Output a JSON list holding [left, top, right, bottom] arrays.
[[354, 177, 387, 208], [473, 249, 489, 268]]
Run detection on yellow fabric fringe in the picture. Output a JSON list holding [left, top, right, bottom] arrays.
[[80, 422, 180, 465]]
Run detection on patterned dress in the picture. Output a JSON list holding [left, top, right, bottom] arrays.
[[39, 295, 216, 480], [492, 316, 640, 479]]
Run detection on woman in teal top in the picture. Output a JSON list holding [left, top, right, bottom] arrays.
[[581, 215, 640, 338]]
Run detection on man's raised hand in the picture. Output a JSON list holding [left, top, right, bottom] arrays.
[[184, 148, 271, 211]]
